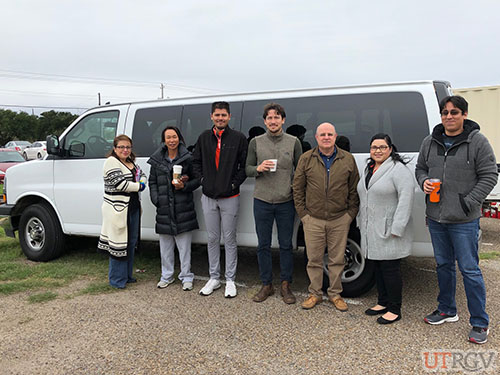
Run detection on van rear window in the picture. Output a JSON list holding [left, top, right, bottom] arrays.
[[241, 92, 429, 153], [131, 91, 430, 156]]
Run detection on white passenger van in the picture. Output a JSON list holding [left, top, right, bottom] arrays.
[[0, 80, 453, 296]]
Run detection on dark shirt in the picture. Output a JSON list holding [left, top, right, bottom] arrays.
[[129, 166, 140, 211], [442, 133, 460, 151], [319, 147, 337, 179], [365, 164, 374, 189]]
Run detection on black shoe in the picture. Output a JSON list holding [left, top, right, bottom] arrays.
[[365, 307, 388, 316], [377, 314, 401, 325], [127, 278, 137, 283]]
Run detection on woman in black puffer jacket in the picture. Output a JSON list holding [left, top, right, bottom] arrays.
[[147, 126, 200, 291]]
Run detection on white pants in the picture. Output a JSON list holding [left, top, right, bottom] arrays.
[[201, 194, 239, 281], [159, 232, 194, 283]]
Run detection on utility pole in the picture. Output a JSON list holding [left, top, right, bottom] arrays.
[[98, 93, 101, 106], [160, 83, 164, 99]]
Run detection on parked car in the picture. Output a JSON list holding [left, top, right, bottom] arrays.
[[4, 141, 32, 154], [485, 163, 500, 202], [23, 141, 47, 160], [0, 148, 26, 183]]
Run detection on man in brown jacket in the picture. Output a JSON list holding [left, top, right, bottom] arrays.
[[293, 122, 360, 311]]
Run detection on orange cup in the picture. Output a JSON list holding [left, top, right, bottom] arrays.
[[429, 179, 441, 203]]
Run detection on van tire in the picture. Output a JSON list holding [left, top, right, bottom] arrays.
[[303, 237, 375, 298], [19, 203, 65, 261], [340, 239, 375, 297]]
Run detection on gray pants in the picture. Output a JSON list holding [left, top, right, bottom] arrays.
[[159, 232, 194, 283], [201, 194, 239, 281]]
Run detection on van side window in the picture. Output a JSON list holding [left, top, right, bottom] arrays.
[[132, 106, 182, 157], [181, 102, 243, 151], [241, 92, 428, 153], [63, 111, 119, 158]]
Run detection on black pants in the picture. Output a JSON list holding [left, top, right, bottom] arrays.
[[374, 259, 402, 315]]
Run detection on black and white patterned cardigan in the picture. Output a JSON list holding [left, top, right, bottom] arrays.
[[98, 156, 145, 259]]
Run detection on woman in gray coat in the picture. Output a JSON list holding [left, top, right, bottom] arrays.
[[357, 133, 415, 324]]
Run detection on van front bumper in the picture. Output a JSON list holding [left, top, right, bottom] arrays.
[[0, 204, 16, 237]]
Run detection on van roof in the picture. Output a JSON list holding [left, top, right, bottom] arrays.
[[91, 79, 450, 111]]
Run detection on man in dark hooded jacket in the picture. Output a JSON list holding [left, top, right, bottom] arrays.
[[416, 95, 498, 344]]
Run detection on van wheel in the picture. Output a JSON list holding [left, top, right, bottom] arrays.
[[340, 239, 375, 297], [19, 203, 65, 261], [303, 237, 375, 297]]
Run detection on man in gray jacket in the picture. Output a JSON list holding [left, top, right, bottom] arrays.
[[416, 95, 498, 344], [246, 103, 302, 304]]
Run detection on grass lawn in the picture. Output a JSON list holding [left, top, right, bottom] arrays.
[[0, 229, 161, 302], [479, 251, 500, 260]]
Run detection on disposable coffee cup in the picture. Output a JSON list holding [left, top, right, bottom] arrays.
[[268, 159, 277, 172], [429, 178, 441, 203], [173, 165, 183, 183]]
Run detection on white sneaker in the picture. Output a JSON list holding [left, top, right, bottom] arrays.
[[199, 279, 221, 296], [157, 279, 175, 289], [224, 280, 237, 298], [182, 281, 193, 291]]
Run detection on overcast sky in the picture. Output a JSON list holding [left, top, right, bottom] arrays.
[[2, 0, 500, 114]]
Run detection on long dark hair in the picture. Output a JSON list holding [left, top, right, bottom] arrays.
[[367, 133, 409, 167], [161, 126, 185, 145], [107, 134, 136, 162]]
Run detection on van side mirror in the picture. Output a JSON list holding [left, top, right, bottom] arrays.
[[46, 135, 61, 156]]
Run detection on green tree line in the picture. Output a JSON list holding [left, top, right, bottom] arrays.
[[0, 109, 78, 146]]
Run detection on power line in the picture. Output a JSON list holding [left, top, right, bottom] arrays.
[[0, 71, 156, 88], [0, 68, 158, 86], [0, 68, 226, 93], [0, 88, 155, 101], [0, 104, 89, 110], [0, 88, 96, 99]]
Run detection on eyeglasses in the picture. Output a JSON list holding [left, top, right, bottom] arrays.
[[116, 146, 132, 150], [370, 145, 389, 152], [441, 110, 462, 116]]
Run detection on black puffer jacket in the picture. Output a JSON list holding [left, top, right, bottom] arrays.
[[147, 144, 200, 235]]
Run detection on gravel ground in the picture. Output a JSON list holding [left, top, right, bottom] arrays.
[[1, 218, 499, 375]]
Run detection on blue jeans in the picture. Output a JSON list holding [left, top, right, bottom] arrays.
[[253, 198, 295, 285], [109, 206, 140, 288], [428, 218, 488, 328]]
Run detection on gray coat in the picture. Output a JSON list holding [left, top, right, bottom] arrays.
[[415, 120, 498, 223], [357, 158, 415, 260]]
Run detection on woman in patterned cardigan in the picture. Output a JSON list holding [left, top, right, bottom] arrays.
[[98, 134, 146, 288]]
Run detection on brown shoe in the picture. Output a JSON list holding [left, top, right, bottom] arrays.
[[252, 284, 274, 302], [301, 294, 322, 310], [329, 295, 348, 311], [280, 281, 296, 304]]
